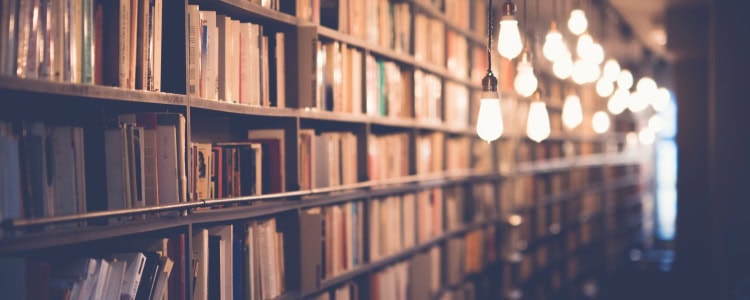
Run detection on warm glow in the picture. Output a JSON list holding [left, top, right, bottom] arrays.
[[639, 128, 656, 145], [628, 91, 650, 112], [652, 88, 670, 112], [514, 60, 538, 97], [608, 88, 629, 115], [553, 53, 574, 79], [568, 9, 588, 35], [527, 101, 551, 142], [596, 78, 614, 97], [592, 111, 610, 134], [636, 77, 657, 93], [617, 70, 634, 89], [588, 43, 604, 64], [543, 28, 566, 62], [576, 34, 594, 58], [498, 17, 523, 59], [562, 95, 583, 129], [626, 131, 639, 146], [476, 95, 504, 142], [602, 59, 621, 82], [572, 59, 599, 84], [648, 115, 666, 132]]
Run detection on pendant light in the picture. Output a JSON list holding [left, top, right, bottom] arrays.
[[543, 0, 566, 62], [514, 51, 538, 97], [498, 0, 523, 59], [602, 59, 621, 82], [607, 88, 629, 115], [562, 94, 583, 130], [527, 89, 551, 142], [476, 0, 504, 143], [617, 69, 633, 89], [596, 78, 614, 97], [652, 87, 670, 112], [568, 9, 588, 36], [553, 51, 574, 79], [592, 111, 610, 134]]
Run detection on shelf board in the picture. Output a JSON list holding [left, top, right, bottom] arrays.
[[190, 97, 299, 118], [197, 0, 299, 26], [0, 76, 186, 106], [0, 216, 189, 255], [515, 153, 642, 174]]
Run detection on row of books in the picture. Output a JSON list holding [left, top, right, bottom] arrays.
[[414, 14, 445, 67], [365, 55, 413, 119], [300, 201, 365, 282], [318, 0, 411, 54], [446, 31, 469, 79], [298, 130, 358, 190], [447, 136, 471, 171], [188, 6, 285, 107], [0, 122, 86, 225], [191, 219, 286, 300], [0, 236, 183, 300], [104, 113, 187, 216], [316, 42, 363, 114], [414, 70, 443, 124], [445, 82, 470, 128], [367, 132, 410, 182], [416, 132, 444, 175], [0, 0, 164, 90]]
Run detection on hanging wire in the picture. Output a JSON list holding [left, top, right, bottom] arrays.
[[487, 0, 493, 73]]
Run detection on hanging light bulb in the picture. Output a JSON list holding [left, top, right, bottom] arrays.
[[639, 128, 656, 145], [514, 52, 538, 97], [602, 59, 621, 82], [543, 22, 566, 62], [568, 9, 588, 36], [648, 115, 666, 132], [628, 90, 650, 112], [572, 59, 599, 84], [553, 51, 574, 79], [617, 69, 633, 89], [636, 77, 657, 93], [526, 90, 551, 142], [576, 34, 594, 58], [476, 0, 504, 143], [562, 94, 583, 130], [588, 43, 604, 64], [596, 78, 614, 97], [608, 88, 629, 115], [652, 87, 670, 112], [592, 111, 610, 134], [498, 0, 523, 59]]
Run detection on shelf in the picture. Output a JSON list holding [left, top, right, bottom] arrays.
[[0, 216, 190, 255], [196, 0, 299, 26], [0, 76, 186, 106], [190, 97, 299, 118], [514, 153, 643, 175], [302, 219, 496, 299], [408, 0, 485, 45]]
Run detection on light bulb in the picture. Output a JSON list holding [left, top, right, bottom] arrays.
[[562, 95, 583, 130], [592, 111, 610, 134], [639, 128, 656, 145], [572, 60, 598, 84], [553, 53, 574, 79], [596, 78, 614, 97], [617, 70, 633, 89], [514, 59, 538, 97], [602, 59, 621, 82], [628, 90, 649, 112], [527, 101, 551, 142], [568, 9, 588, 36], [476, 94, 504, 142], [608, 88, 629, 115], [626, 131, 639, 147], [652, 87, 670, 112], [576, 34, 593, 58], [588, 43, 604, 64], [498, 17, 523, 59], [543, 26, 566, 62], [648, 115, 665, 132], [636, 77, 657, 93]]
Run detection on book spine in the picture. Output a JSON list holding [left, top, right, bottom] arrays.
[[82, 0, 93, 83], [186, 5, 199, 96]]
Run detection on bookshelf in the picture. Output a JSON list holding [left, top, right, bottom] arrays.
[[0, 0, 651, 299]]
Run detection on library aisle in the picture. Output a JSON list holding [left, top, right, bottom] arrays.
[[4, 0, 748, 299]]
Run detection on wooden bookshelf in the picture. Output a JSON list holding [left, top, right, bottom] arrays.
[[0, 0, 651, 299]]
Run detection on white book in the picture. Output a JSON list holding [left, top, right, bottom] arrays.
[[103, 260, 127, 300], [216, 15, 231, 102], [155, 125, 178, 205], [274, 32, 285, 108], [250, 24, 261, 106], [89, 259, 111, 300], [186, 5, 200, 96], [192, 229, 208, 300], [230, 20, 241, 104], [49, 127, 78, 217], [239, 23, 252, 104], [208, 20, 219, 100], [104, 129, 128, 214], [199, 10, 217, 100], [149, 257, 173, 300], [152, 0, 163, 91]]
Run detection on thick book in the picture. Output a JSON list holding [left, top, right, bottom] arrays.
[[192, 229, 208, 300], [288, 25, 317, 108], [102, 0, 131, 87], [111, 252, 147, 300]]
